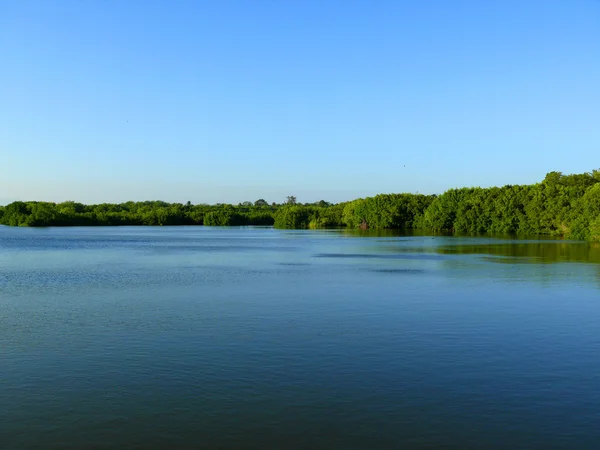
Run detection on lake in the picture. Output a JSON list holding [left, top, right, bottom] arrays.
[[2, 226, 600, 449]]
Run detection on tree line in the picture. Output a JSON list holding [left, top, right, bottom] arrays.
[[1, 170, 599, 241]]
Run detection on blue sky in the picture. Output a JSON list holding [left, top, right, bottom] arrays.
[[1, 0, 599, 205]]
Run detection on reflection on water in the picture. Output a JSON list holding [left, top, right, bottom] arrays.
[[436, 241, 600, 264], [1, 226, 600, 449], [333, 228, 600, 264], [342, 231, 600, 288], [369, 268, 426, 274]]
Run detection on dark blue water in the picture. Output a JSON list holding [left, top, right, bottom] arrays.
[[2, 226, 600, 449]]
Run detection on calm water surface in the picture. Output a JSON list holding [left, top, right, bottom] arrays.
[[1, 226, 600, 449]]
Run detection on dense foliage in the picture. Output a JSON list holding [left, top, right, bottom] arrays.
[[342, 194, 435, 229], [2, 170, 600, 240], [273, 203, 345, 229], [0, 201, 278, 227]]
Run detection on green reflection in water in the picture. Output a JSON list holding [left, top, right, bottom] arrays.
[[331, 228, 600, 264], [325, 228, 600, 288], [436, 242, 600, 264]]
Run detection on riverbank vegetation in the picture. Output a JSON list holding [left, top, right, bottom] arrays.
[[1, 170, 599, 240]]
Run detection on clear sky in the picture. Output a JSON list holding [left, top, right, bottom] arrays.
[[1, 0, 599, 205]]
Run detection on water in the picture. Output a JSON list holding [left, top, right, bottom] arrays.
[[1, 226, 600, 449]]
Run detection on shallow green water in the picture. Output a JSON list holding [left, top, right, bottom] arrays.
[[1, 227, 600, 449]]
